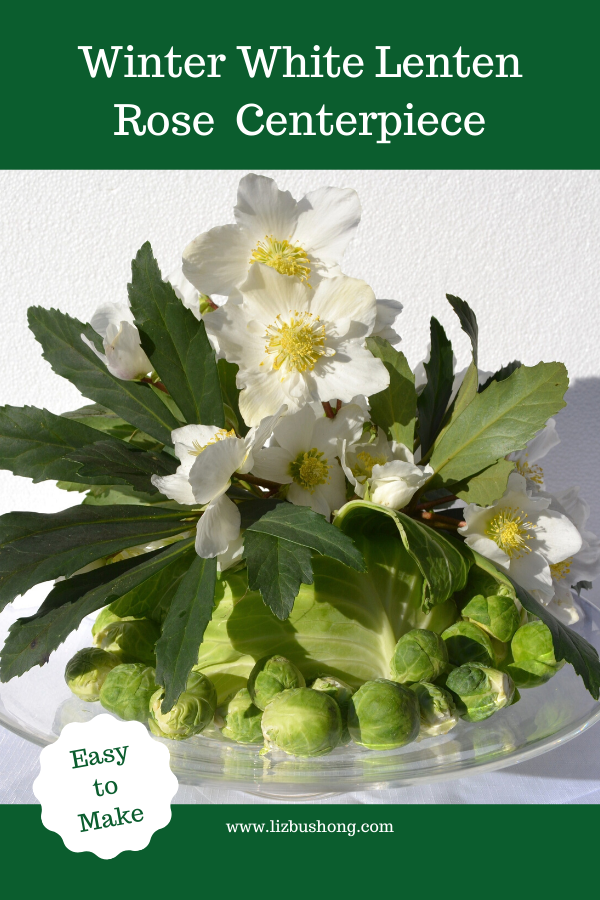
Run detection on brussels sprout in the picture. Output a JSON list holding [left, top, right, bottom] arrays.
[[248, 655, 305, 710], [441, 620, 500, 667], [461, 593, 521, 643], [410, 682, 459, 736], [347, 679, 420, 750], [390, 629, 449, 684], [94, 618, 160, 666], [99, 663, 158, 722], [91, 607, 136, 638], [446, 663, 515, 722], [261, 687, 342, 757], [507, 621, 564, 687], [149, 671, 217, 741], [311, 676, 354, 743], [221, 688, 264, 744], [64, 647, 120, 701]]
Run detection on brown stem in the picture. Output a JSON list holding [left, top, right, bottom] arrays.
[[205, 295, 219, 311], [417, 510, 466, 528], [236, 472, 281, 491], [322, 401, 336, 419], [414, 495, 458, 511], [141, 377, 169, 394]]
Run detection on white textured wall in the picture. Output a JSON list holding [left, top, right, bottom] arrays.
[[1, 169, 599, 605]]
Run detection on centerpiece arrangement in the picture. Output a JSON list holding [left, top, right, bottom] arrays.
[[1, 174, 599, 759]]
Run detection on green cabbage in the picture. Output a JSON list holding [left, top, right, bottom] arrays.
[[196, 531, 458, 704]]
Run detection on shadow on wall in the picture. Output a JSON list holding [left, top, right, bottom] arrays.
[[543, 378, 600, 535]]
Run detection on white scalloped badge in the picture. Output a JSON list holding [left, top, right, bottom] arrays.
[[33, 714, 178, 858]]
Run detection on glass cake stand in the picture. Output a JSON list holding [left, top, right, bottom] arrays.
[[1, 597, 599, 798]]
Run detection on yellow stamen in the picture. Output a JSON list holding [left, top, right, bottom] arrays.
[[289, 448, 331, 492], [516, 456, 544, 485], [189, 428, 236, 457], [550, 558, 573, 581], [353, 450, 388, 480], [486, 508, 535, 558], [250, 235, 311, 284], [264, 310, 330, 376]]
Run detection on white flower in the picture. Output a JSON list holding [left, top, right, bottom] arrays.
[[458, 472, 583, 603], [372, 298, 403, 345], [369, 445, 434, 509], [536, 485, 600, 623], [251, 404, 364, 518], [508, 418, 559, 489], [182, 173, 361, 299], [341, 427, 395, 498], [151, 410, 284, 558], [207, 264, 389, 426], [86, 302, 152, 381]]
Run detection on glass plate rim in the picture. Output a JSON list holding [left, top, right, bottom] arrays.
[[2, 597, 600, 794]]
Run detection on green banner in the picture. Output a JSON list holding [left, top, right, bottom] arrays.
[[2, 0, 598, 168], [0, 803, 597, 891]]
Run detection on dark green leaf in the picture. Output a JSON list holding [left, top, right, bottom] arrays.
[[0, 504, 193, 612], [61, 403, 164, 451], [243, 503, 365, 620], [508, 575, 600, 700], [435, 298, 479, 448], [0, 539, 195, 682], [238, 498, 284, 528], [455, 458, 515, 506], [155, 555, 217, 711], [66, 439, 177, 493], [365, 337, 416, 448], [479, 360, 522, 393], [27, 306, 179, 444], [128, 242, 224, 428], [428, 362, 568, 488], [447, 294, 478, 367], [218, 359, 249, 437], [0, 405, 115, 485], [109, 545, 197, 623], [244, 533, 313, 620], [335, 500, 471, 611], [417, 318, 454, 457]]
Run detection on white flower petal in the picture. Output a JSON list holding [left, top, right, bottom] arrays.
[[294, 186, 361, 264], [273, 405, 317, 456], [239, 370, 303, 427], [217, 535, 244, 572], [534, 509, 583, 564], [251, 447, 294, 484], [316, 463, 347, 514], [234, 173, 299, 243], [510, 550, 553, 599], [312, 403, 366, 453], [241, 262, 310, 325], [102, 321, 152, 380], [310, 275, 377, 336], [463, 534, 509, 568], [313, 342, 389, 404], [182, 223, 251, 296], [242, 404, 288, 469], [370, 458, 430, 509], [188, 437, 247, 504], [195, 494, 241, 558], [91, 302, 135, 338], [151, 472, 195, 506], [287, 482, 330, 517]]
